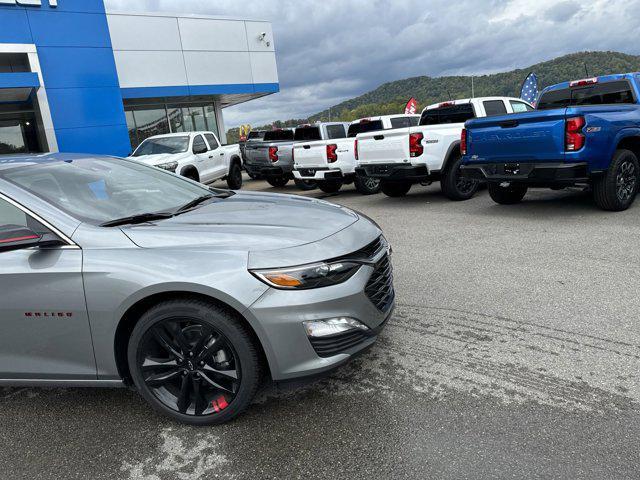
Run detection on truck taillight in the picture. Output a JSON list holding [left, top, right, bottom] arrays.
[[354, 139, 358, 161], [268, 146, 279, 162], [326, 144, 338, 163], [460, 128, 467, 155], [565, 116, 586, 152], [409, 132, 424, 157]]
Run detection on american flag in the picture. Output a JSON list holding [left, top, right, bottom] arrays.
[[520, 72, 539, 106]]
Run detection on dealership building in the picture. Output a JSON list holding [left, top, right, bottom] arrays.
[[0, 0, 279, 157]]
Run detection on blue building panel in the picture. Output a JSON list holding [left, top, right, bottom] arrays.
[[27, 10, 113, 48], [0, 72, 40, 89], [55, 124, 131, 157], [37, 47, 120, 89], [46, 86, 128, 130], [0, 8, 32, 44]]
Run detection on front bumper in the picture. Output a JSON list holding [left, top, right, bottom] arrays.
[[460, 162, 590, 186], [293, 167, 347, 181], [245, 245, 394, 381], [356, 163, 429, 182]]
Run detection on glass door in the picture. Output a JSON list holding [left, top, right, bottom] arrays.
[[0, 113, 41, 155]]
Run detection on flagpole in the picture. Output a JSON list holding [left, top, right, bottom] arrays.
[[471, 76, 475, 98]]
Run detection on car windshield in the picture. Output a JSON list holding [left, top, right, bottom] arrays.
[[132, 136, 190, 156], [0, 157, 215, 225]]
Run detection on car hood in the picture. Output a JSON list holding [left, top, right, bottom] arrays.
[[129, 152, 191, 166], [121, 191, 361, 254]]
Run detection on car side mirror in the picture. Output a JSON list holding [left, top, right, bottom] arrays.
[[0, 225, 64, 253]]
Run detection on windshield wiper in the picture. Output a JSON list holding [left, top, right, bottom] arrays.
[[100, 212, 175, 227], [175, 194, 216, 214]]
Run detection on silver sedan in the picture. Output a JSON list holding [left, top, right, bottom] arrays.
[[0, 154, 394, 425]]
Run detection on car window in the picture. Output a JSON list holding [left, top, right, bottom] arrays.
[[419, 104, 476, 125], [132, 136, 190, 157], [192, 135, 207, 153], [483, 100, 508, 116], [204, 134, 219, 150], [510, 101, 534, 113], [263, 130, 294, 142], [294, 127, 322, 141], [390, 116, 419, 129], [347, 120, 385, 137], [1, 158, 213, 226], [0, 197, 48, 235], [537, 80, 636, 110], [325, 125, 346, 139]]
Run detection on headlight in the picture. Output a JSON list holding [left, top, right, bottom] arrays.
[[250, 261, 361, 290], [156, 161, 178, 172]]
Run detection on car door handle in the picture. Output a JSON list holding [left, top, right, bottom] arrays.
[[499, 120, 519, 128], [220, 153, 225, 156], [209, 155, 214, 159], [374, 135, 384, 140]]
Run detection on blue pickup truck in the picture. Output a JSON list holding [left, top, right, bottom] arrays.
[[460, 73, 640, 211]]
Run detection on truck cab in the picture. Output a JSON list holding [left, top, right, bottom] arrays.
[[355, 97, 532, 199], [293, 115, 419, 194]]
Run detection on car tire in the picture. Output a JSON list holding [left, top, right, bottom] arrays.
[[267, 177, 290, 188], [354, 175, 381, 195], [294, 179, 318, 191], [380, 181, 411, 197], [317, 180, 343, 194], [487, 182, 528, 205], [441, 154, 479, 201], [128, 298, 262, 426], [227, 162, 243, 190], [593, 149, 639, 211]]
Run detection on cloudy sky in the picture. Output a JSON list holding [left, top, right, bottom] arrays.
[[105, 0, 640, 129]]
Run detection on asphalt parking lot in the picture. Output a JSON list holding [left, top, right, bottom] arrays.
[[2, 178, 640, 479]]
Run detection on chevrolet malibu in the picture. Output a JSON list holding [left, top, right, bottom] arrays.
[[0, 154, 394, 425]]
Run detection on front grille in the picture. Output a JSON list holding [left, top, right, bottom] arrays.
[[350, 236, 385, 260], [365, 254, 395, 312], [309, 330, 370, 358]]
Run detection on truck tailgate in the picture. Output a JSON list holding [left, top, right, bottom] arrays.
[[466, 109, 566, 163], [357, 127, 410, 164], [294, 141, 329, 167]]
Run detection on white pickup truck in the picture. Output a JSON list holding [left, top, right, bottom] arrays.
[[355, 97, 534, 199], [130, 132, 244, 189], [293, 114, 420, 194]]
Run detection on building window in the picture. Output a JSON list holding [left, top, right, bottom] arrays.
[[124, 101, 220, 150]]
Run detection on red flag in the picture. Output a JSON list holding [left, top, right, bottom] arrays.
[[405, 97, 418, 115]]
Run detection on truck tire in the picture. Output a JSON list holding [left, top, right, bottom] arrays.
[[354, 176, 381, 195], [317, 180, 343, 194], [267, 177, 289, 188], [593, 149, 639, 211], [226, 161, 243, 190], [487, 183, 528, 205], [441, 154, 479, 201], [381, 181, 411, 197], [294, 179, 317, 191]]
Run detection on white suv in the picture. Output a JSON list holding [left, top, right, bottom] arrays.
[[130, 132, 244, 189]]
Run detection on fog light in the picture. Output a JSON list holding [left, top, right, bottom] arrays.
[[303, 317, 369, 338]]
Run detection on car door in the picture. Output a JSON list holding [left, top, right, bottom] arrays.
[[192, 134, 212, 183], [0, 194, 96, 380], [204, 133, 228, 181]]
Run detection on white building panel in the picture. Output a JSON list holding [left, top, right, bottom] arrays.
[[245, 21, 276, 52], [107, 15, 182, 51], [183, 51, 253, 86], [113, 50, 188, 88], [177, 18, 248, 52], [250, 52, 279, 84]]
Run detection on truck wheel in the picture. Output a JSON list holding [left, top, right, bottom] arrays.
[[487, 183, 528, 205], [317, 180, 343, 194], [593, 149, 639, 211], [441, 154, 479, 201], [226, 162, 243, 190], [381, 181, 411, 197], [354, 176, 381, 195], [267, 177, 289, 188], [294, 179, 317, 191]]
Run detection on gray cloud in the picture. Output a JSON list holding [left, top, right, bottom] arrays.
[[105, 0, 640, 129]]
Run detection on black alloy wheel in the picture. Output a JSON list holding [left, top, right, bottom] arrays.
[[129, 299, 261, 425]]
